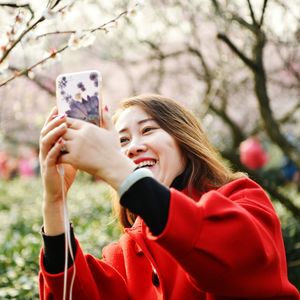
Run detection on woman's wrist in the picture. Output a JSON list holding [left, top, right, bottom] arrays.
[[42, 201, 65, 236], [97, 154, 136, 191], [43, 191, 63, 203]]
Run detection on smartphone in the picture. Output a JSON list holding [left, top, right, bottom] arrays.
[[56, 70, 102, 126]]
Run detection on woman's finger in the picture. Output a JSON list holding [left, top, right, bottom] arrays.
[[43, 107, 58, 127], [57, 141, 73, 165], [45, 137, 66, 166], [102, 105, 115, 132], [66, 117, 83, 130], [40, 123, 68, 158], [40, 114, 67, 138], [62, 127, 77, 141]]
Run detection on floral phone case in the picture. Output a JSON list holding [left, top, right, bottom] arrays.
[[56, 70, 101, 126]]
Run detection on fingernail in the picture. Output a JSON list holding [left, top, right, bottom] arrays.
[[104, 105, 109, 112], [53, 114, 65, 121], [58, 137, 63, 144]]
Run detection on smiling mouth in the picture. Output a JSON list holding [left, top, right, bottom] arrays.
[[135, 159, 157, 169]]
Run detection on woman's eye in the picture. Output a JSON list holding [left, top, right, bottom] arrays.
[[120, 137, 129, 144], [142, 127, 156, 134]]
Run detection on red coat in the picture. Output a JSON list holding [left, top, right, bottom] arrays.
[[39, 178, 300, 299]]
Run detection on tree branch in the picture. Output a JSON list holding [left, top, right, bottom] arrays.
[[0, 8, 131, 87], [217, 33, 258, 70], [47, 0, 62, 10], [0, 2, 33, 13], [231, 15, 256, 33], [216, 7, 300, 169], [0, 15, 45, 64], [0, 45, 67, 87], [211, 0, 257, 34], [259, 0, 269, 28], [278, 102, 300, 124], [187, 46, 212, 84], [246, 0, 258, 26], [8, 66, 55, 96], [211, 0, 221, 15], [210, 104, 246, 147]]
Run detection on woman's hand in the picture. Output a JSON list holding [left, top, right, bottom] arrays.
[[59, 108, 135, 191], [39, 107, 77, 235], [39, 107, 77, 203]]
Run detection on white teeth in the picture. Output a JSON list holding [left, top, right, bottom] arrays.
[[137, 160, 156, 168]]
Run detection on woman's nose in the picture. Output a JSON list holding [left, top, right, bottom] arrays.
[[126, 140, 147, 158]]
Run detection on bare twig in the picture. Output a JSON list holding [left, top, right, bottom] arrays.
[[274, 42, 300, 83], [0, 2, 33, 12], [279, 103, 300, 124], [47, 0, 62, 9], [8, 66, 55, 96], [211, 0, 221, 15], [259, 0, 269, 28], [246, 0, 258, 26], [37, 7, 130, 40], [187, 47, 210, 77], [232, 15, 257, 33], [210, 102, 245, 147], [217, 33, 258, 70], [0, 45, 67, 87], [0, 2, 34, 24]]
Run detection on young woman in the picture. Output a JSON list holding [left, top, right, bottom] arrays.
[[39, 94, 299, 299]]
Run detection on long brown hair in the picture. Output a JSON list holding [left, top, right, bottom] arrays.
[[112, 94, 245, 228]]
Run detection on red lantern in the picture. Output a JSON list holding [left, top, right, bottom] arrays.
[[239, 137, 268, 170]]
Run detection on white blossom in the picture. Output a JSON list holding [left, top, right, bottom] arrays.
[[23, 31, 37, 45], [0, 34, 9, 48], [0, 59, 9, 73], [27, 71, 35, 80], [68, 31, 96, 50], [40, 48, 61, 69], [41, 8, 56, 20]]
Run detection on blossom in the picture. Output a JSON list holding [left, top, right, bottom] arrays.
[[0, 34, 9, 49], [40, 48, 61, 69], [0, 59, 9, 73], [23, 31, 37, 45], [68, 31, 96, 50], [42, 8, 56, 20]]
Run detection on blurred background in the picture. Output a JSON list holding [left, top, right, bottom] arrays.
[[0, 0, 299, 298]]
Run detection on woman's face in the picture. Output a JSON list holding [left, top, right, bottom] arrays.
[[115, 105, 186, 186]]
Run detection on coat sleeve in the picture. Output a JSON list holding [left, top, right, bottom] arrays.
[[145, 178, 299, 298], [39, 239, 129, 300]]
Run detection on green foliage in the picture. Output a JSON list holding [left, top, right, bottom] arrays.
[[0, 177, 299, 298], [283, 219, 300, 289], [0, 177, 120, 299]]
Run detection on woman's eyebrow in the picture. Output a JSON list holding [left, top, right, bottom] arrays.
[[118, 118, 155, 134]]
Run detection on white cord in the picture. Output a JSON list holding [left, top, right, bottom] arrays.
[[57, 164, 76, 300]]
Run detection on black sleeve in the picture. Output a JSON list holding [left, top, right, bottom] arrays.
[[120, 177, 171, 236], [42, 176, 173, 273], [41, 225, 77, 274]]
